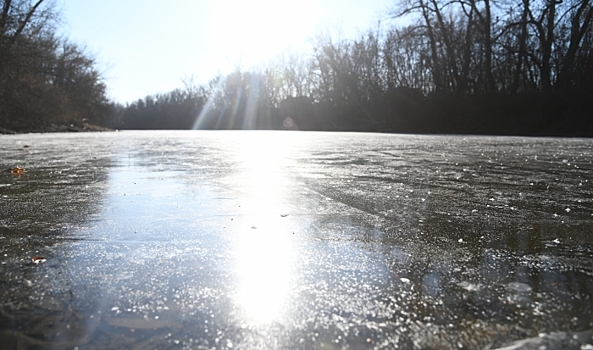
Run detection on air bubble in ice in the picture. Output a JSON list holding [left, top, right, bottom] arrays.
[[508, 282, 532, 292]]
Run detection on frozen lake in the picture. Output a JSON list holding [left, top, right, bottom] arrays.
[[1, 131, 593, 349]]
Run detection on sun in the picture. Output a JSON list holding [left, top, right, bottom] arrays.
[[209, 0, 322, 68]]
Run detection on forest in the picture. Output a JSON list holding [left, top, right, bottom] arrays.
[[0, 0, 112, 133], [1, 0, 593, 136]]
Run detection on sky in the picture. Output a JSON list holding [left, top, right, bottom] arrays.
[[57, 0, 395, 104]]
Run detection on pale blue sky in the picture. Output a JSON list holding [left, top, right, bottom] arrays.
[[58, 0, 394, 104]]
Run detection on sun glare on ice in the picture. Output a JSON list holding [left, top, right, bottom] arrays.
[[230, 132, 300, 325]]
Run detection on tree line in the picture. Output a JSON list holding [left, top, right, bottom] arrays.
[[2, 0, 592, 136], [114, 0, 593, 136], [0, 0, 111, 133]]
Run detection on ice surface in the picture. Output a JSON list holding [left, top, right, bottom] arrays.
[[1, 131, 593, 349]]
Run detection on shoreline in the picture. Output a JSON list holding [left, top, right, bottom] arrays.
[[0, 123, 114, 134]]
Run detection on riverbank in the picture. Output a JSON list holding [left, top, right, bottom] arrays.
[[0, 122, 113, 134]]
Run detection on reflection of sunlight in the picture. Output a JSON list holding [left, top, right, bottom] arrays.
[[235, 225, 293, 324], [232, 132, 296, 325]]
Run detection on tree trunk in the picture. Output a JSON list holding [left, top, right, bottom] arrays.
[[557, 0, 593, 89], [540, 0, 556, 92], [512, 0, 530, 93], [420, 0, 443, 93]]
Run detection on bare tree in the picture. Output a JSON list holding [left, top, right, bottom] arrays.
[[0, 0, 111, 131]]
